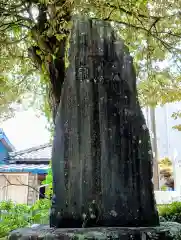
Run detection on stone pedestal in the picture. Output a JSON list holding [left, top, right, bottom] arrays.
[[8, 222, 181, 240]]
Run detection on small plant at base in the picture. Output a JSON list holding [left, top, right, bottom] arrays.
[[158, 202, 181, 223]]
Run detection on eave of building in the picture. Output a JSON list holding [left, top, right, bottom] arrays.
[[2, 143, 52, 174], [9, 159, 50, 164], [0, 131, 15, 152], [9, 143, 52, 158], [0, 164, 49, 174], [9, 143, 52, 162]]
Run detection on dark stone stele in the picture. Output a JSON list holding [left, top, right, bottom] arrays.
[[9, 16, 176, 240], [50, 16, 159, 228]]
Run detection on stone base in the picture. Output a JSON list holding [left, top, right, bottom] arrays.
[[8, 222, 181, 240]]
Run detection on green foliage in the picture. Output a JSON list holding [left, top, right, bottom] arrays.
[[138, 72, 181, 107], [0, 201, 29, 237], [160, 185, 167, 191], [173, 125, 181, 131], [171, 111, 181, 132], [0, 166, 53, 237], [42, 162, 53, 197], [0, 24, 36, 119], [0, 199, 50, 238], [43, 165, 52, 186], [0, 164, 53, 237], [158, 202, 181, 223], [1, 0, 181, 120], [29, 199, 50, 224], [172, 111, 181, 120], [159, 157, 172, 168], [0, 49, 44, 121]]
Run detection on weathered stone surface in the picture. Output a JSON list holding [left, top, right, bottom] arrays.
[[9, 222, 181, 240], [50, 16, 159, 228]]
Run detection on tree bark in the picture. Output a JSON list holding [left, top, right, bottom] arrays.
[[27, 1, 71, 122], [50, 17, 159, 228], [28, 38, 66, 122]]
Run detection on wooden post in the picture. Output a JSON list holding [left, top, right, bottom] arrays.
[[150, 107, 159, 190]]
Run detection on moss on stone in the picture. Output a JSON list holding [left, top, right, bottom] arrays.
[[8, 223, 181, 240]]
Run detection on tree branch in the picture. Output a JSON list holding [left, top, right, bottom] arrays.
[[0, 35, 28, 44], [105, 2, 180, 20], [2, 174, 50, 200]]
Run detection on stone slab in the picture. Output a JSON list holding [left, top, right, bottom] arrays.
[[8, 222, 181, 240]]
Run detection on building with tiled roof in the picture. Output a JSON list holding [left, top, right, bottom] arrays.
[[9, 143, 52, 164], [0, 143, 52, 173], [0, 142, 52, 205]]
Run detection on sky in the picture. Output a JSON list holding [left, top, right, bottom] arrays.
[[1, 109, 50, 151]]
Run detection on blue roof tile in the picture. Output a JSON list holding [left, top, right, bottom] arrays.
[[0, 164, 49, 174]]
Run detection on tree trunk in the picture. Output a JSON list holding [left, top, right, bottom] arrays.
[[28, 0, 70, 122], [50, 17, 159, 228], [48, 38, 66, 121]]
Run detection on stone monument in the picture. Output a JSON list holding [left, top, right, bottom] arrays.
[[49, 17, 159, 228], [9, 16, 179, 240]]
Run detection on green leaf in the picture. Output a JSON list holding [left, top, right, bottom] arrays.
[[55, 34, 66, 41]]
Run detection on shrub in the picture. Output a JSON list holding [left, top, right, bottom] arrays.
[[30, 198, 50, 224], [158, 202, 181, 223], [0, 201, 30, 237], [0, 164, 52, 238], [42, 162, 53, 197], [0, 199, 49, 238]]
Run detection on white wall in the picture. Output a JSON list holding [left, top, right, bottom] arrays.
[[143, 102, 181, 160], [0, 173, 29, 204], [0, 173, 180, 205], [155, 190, 181, 204]]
